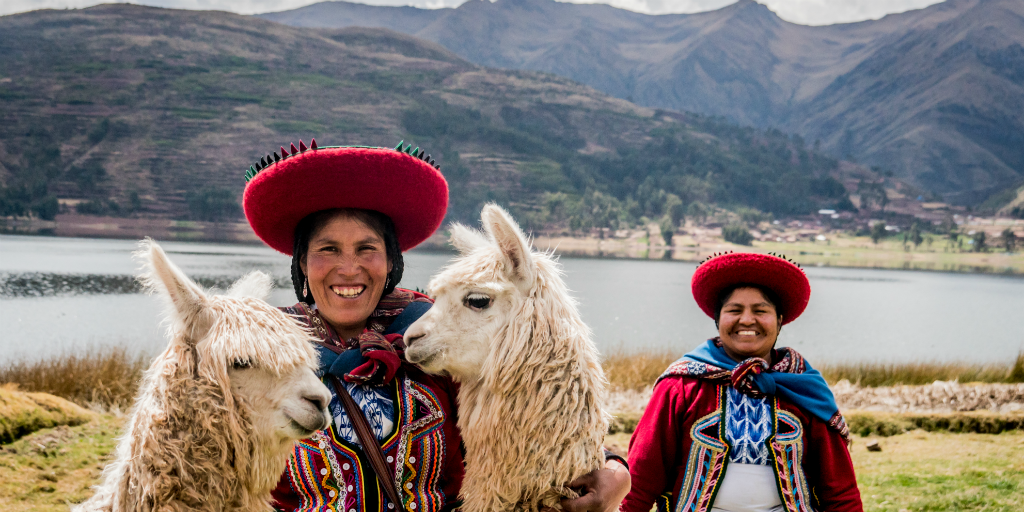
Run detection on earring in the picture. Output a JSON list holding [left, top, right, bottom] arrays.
[[302, 277, 308, 298]]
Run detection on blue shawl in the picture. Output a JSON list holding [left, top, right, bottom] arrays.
[[661, 339, 849, 440]]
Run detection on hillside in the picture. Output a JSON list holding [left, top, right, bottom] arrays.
[[260, 0, 1024, 205], [0, 4, 852, 229]]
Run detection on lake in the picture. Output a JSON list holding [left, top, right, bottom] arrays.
[[1, 234, 1022, 364]]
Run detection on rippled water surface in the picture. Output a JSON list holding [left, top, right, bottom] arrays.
[[2, 234, 1022, 363]]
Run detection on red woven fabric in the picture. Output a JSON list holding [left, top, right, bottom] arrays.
[[622, 377, 863, 512], [691, 252, 810, 325], [243, 147, 449, 255]]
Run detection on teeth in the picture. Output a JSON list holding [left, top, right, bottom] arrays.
[[738, 330, 757, 336], [331, 285, 365, 298]]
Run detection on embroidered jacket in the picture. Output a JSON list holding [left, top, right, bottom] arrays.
[[272, 293, 465, 512], [622, 377, 862, 512]]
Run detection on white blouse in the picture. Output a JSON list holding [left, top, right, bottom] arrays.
[[711, 463, 784, 512]]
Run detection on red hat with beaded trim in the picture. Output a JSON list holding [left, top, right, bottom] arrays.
[[691, 251, 810, 325], [242, 139, 448, 255]]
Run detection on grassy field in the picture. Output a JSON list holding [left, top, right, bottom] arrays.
[[0, 416, 121, 511], [606, 430, 1024, 512], [0, 419, 1017, 512], [0, 346, 1022, 511], [0, 385, 95, 445]]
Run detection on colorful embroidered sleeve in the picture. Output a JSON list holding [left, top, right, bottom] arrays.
[[802, 414, 863, 512], [621, 377, 687, 512]]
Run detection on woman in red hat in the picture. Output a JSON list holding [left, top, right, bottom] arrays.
[[620, 252, 863, 512], [243, 141, 628, 512]]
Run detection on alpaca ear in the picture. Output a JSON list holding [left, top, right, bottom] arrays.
[[227, 271, 273, 301], [136, 238, 212, 344], [481, 204, 535, 285], [449, 223, 489, 255]]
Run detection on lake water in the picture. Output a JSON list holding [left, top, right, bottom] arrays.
[[2, 234, 1022, 364]]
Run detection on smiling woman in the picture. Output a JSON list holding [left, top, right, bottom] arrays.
[[239, 141, 629, 512], [623, 252, 864, 512], [241, 142, 466, 512], [294, 210, 399, 340], [714, 286, 782, 362]]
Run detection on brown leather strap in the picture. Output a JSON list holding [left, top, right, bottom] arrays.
[[329, 374, 404, 509]]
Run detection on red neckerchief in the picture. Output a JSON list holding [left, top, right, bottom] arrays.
[[283, 288, 432, 385]]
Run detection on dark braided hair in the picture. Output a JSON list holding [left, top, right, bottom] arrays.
[[290, 208, 404, 305]]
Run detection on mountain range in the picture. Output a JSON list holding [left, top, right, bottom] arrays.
[[260, 0, 1024, 205], [0, 4, 852, 227]]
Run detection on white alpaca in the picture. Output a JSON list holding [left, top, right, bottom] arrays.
[[405, 204, 609, 512], [75, 239, 331, 512]]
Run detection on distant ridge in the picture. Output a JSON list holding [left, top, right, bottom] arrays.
[[0, 4, 852, 225], [260, 0, 1024, 204]]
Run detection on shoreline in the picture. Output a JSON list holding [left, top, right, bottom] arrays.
[[3, 214, 1023, 277]]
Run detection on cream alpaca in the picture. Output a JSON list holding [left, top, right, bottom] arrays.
[[75, 239, 331, 512], [405, 204, 609, 512]]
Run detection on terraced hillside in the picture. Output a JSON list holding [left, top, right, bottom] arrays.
[[0, 4, 851, 227]]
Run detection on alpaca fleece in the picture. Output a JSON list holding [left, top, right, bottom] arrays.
[[75, 240, 325, 512], [406, 204, 609, 512]]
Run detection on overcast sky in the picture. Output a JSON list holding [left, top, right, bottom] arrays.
[[1, 0, 947, 26]]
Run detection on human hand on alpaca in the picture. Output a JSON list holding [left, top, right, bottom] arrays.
[[547, 459, 631, 512]]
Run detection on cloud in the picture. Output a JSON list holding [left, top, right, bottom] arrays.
[[1, 0, 947, 25], [558, 0, 946, 24], [0, 0, 462, 17], [758, 0, 945, 25]]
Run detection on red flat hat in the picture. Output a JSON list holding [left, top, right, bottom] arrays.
[[242, 141, 448, 255], [691, 252, 810, 325]]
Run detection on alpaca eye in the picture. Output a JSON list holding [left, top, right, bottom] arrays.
[[464, 293, 492, 311], [232, 359, 252, 369]]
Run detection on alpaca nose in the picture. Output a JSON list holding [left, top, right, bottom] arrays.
[[405, 322, 426, 345], [304, 392, 328, 412]]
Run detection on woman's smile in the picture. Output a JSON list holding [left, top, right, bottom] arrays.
[[300, 215, 391, 340], [717, 287, 781, 362], [330, 284, 367, 298]]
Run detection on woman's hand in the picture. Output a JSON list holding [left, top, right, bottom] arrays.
[[557, 459, 631, 512]]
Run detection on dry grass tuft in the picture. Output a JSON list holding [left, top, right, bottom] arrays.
[[602, 349, 677, 391], [601, 349, 1024, 391], [0, 347, 149, 410], [818, 351, 1024, 387], [2, 346, 1021, 412]]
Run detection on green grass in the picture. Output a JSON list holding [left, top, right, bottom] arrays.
[[5, 418, 1021, 511], [0, 385, 95, 444], [846, 411, 1024, 437], [0, 415, 122, 511], [605, 430, 1024, 511], [853, 430, 1024, 511]]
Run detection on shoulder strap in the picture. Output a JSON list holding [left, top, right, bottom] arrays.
[[328, 374, 404, 508]]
